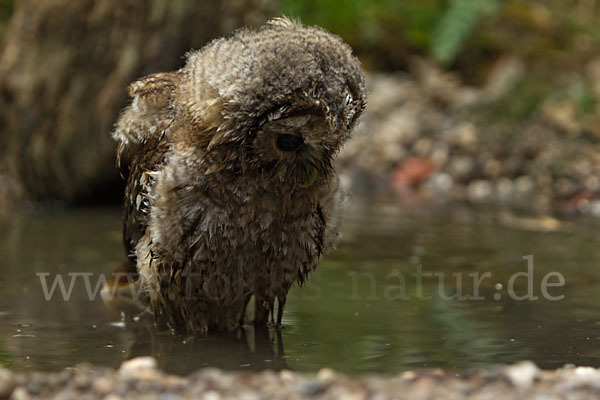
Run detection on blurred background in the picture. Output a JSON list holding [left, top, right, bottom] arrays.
[[1, 0, 600, 215], [3, 0, 600, 375]]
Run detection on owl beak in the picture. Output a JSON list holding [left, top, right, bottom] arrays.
[[299, 167, 318, 188]]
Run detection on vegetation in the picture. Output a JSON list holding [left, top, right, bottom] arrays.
[[281, 0, 504, 69], [279, 1, 600, 70], [0, 0, 12, 37]]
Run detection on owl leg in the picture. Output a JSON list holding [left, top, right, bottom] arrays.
[[275, 327, 285, 358], [254, 294, 272, 326], [240, 294, 253, 326], [101, 259, 145, 315], [276, 294, 287, 326]]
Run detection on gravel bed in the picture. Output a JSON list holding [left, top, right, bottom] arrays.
[[2, 358, 600, 399]]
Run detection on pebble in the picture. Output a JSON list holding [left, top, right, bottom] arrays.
[[589, 200, 600, 217], [279, 369, 295, 382], [428, 173, 453, 197], [119, 357, 159, 380], [10, 387, 29, 400], [495, 178, 514, 203], [502, 361, 539, 389], [514, 176, 535, 196], [448, 157, 475, 181], [0, 368, 16, 398], [317, 368, 337, 382], [103, 395, 123, 400], [92, 376, 114, 394], [468, 180, 494, 203], [202, 390, 221, 400], [454, 123, 477, 148], [413, 138, 433, 156]]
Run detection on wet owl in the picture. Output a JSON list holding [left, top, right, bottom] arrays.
[[112, 18, 366, 334]]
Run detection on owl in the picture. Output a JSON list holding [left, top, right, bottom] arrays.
[[112, 18, 366, 334]]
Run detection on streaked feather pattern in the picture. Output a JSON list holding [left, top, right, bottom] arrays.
[[113, 18, 366, 334]]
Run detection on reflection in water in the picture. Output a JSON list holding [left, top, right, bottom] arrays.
[[1, 199, 600, 374], [128, 326, 288, 375]]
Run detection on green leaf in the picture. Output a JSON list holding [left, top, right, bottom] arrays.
[[431, 0, 501, 65]]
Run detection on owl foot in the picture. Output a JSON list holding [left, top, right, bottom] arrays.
[[101, 260, 149, 316]]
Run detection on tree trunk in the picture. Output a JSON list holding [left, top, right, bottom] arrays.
[[0, 0, 275, 205]]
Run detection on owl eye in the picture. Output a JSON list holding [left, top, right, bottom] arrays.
[[276, 134, 304, 152]]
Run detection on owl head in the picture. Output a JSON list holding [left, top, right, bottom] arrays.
[[177, 17, 366, 189]]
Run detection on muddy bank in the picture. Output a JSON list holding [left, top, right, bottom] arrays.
[[2, 358, 600, 399], [340, 59, 600, 216]]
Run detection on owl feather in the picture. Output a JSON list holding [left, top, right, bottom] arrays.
[[112, 18, 366, 334]]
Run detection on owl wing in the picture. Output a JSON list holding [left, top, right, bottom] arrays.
[[113, 72, 181, 164], [113, 72, 181, 263]]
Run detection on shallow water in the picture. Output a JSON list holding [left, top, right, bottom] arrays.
[[1, 198, 600, 375]]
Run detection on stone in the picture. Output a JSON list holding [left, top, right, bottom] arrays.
[[118, 357, 159, 380], [0, 368, 16, 399], [467, 180, 493, 203], [502, 361, 539, 390]]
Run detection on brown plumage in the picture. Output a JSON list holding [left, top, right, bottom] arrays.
[[112, 18, 366, 334]]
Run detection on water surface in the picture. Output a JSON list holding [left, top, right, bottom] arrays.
[[1, 198, 599, 375]]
